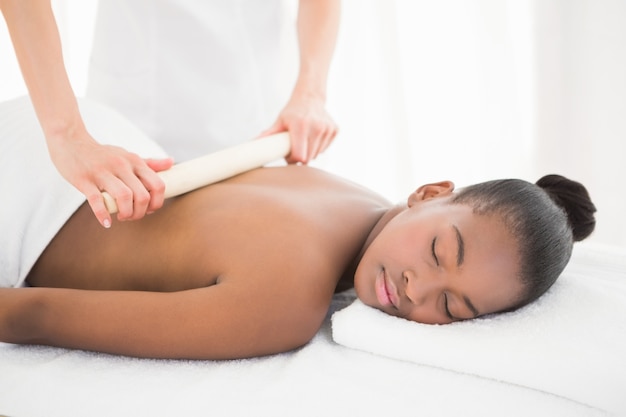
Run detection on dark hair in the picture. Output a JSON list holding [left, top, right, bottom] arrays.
[[452, 174, 596, 309]]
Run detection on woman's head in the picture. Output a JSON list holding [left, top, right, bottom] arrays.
[[354, 174, 596, 324], [451, 174, 596, 310]]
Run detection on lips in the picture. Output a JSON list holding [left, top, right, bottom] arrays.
[[375, 268, 399, 309]]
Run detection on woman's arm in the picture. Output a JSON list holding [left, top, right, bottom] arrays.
[[0, 0, 172, 227], [0, 281, 325, 360], [262, 0, 341, 164]]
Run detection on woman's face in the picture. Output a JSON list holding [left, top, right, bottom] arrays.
[[354, 182, 524, 324]]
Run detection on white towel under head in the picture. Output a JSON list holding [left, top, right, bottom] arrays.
[[332, 243, 626, 415]]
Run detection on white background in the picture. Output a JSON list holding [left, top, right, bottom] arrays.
[[2, 0, 625, 248]]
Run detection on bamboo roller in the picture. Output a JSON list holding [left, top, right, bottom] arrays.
[[102, 132, 291, 214]]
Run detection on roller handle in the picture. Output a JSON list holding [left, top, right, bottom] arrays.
[[102, 132, 291, 214]]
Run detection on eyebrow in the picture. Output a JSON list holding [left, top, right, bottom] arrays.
[[452, 225, 464, 267]]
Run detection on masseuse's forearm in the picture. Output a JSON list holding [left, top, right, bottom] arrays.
[[1, 0, 172, 226], [294, 0, 340, 100], [270, 0, 340, 163], [0, 0, 86, 143]]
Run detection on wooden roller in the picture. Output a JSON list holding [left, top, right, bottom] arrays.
[[103, 132, 291, 214]]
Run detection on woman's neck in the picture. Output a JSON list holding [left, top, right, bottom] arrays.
[[336, 204, 405, 292], [359, 204, 405, 257]]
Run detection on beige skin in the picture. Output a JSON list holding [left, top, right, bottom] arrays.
[[0, 166, 523, 360]]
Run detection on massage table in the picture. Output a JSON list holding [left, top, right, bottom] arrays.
[[1, 97, 625, 416]]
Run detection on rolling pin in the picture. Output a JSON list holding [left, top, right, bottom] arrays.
[[103, 132, 291, 214]]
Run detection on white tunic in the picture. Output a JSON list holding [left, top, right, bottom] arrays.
[[86, 0, 292, 162]]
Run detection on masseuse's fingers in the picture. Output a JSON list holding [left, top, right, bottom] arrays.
[[307, 122, 338, 162], [280, 121, 309, 164], [142, 158, 174, 213], [115, 169, 153, 221], [84, 184, 114, 229], [50, 137, 171, 227], [292, 116, 338, 164], [261, 95, 338, 164], [105, 155, 173, 221]]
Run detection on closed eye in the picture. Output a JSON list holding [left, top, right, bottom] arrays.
[[431, 237, 439, 266]]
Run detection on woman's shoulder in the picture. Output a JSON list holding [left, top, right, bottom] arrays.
[[236, 165, 390, 204]]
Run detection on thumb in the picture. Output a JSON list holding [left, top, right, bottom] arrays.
[[257, 119, 286, 139]]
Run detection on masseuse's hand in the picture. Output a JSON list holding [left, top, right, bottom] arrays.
[[1, 0, 172, 228], [260, 93, 338, 164], [47, 130, 173, 228]]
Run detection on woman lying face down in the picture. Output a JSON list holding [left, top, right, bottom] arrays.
[[0, 166, 595, 360]]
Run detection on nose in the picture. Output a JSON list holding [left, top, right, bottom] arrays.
[[403, 269, 441, 307]]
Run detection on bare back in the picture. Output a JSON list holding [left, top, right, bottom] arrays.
[[21, 166, 390, 359], [28, 165, 389, 291]]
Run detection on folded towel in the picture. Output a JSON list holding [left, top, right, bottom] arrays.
[[0, 96, 167, 288], [332, 243, 626, 414]]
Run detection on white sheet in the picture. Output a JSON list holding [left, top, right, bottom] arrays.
[[332, 243, 626, 415], [0, 96, 618, 417], [1, 244, 620, 417], [0, 288, 610, 417]]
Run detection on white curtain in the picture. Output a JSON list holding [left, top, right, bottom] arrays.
[[317, 0, 626, 248], [1, 0, 625, 247], [319, 0, 536, 192]]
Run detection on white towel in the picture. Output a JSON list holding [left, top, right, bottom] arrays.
[[1, 291, 605, 417], [0, 96, 167, 287], [332, 243, 626, 415]]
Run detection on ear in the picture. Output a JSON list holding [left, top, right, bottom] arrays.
[[407, 181, 455, 207]]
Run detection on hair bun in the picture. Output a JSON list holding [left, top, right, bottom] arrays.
[[536, 174, 597, 241]]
